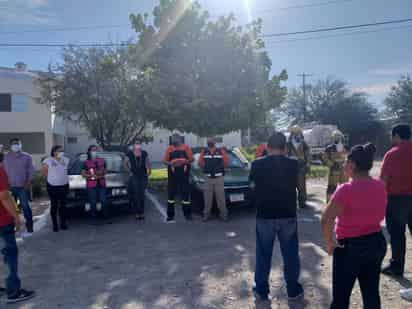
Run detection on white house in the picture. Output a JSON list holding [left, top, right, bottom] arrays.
[[0, 63, 242, 167], [0, 63, 65, 167]]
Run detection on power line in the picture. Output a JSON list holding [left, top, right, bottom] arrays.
[[264, 24, 412, 45], [0, 24, 130, 35], [257, 0, 354, 14], [0, 17, 411, 48], [260, 17, 412, 38], [0, 0, 355, 36]]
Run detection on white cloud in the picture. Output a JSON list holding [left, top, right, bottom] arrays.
[[0, 0, 57, 26], [352, 82, 394, 96]]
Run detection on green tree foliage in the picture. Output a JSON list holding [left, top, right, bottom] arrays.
[[129, 0, 287, 137], [283, 77, 384, 146], [38, 47, 151, 148], [384, 75, 412, 124]]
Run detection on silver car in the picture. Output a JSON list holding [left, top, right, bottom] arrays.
[[67, 152, 130, 209]]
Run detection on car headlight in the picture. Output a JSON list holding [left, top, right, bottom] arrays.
[[112, 188, 128, 196]]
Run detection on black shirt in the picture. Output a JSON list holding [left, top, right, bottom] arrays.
[[250, 155, 299, 219]]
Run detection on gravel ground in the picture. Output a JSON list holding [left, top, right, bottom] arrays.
[[1, 162, 412, 308]]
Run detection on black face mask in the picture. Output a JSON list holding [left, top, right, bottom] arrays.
[[207, 142, 215, 148]]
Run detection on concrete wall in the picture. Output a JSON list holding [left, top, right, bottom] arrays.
[[0, 67, 53, 167]]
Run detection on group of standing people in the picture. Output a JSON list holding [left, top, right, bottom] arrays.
[[251, 124, 412, 308]]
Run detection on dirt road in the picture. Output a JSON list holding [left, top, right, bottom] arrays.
[[1, 174, 411, 308]]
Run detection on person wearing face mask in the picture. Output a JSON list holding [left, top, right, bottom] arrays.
[[3, 138, 34, 234], [41, 145, 70, 232], [323, 130, 349, 202], [287, 126, 310, 209], [81, 145, 108, 222], [163, 134, 194, 223], [198, 137, 230, 222], [124, 141, 151, 221]]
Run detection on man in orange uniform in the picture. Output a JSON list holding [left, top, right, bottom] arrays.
[[163, 134, 194, 223], [255, 143, 268, 159], [198, 137, 230, 221]]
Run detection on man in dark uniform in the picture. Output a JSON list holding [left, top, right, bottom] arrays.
[[163, 134, 194, 223]]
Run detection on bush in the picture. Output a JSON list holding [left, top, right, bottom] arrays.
[[239, 146, 257, 162], [32, 171, 46, 197]]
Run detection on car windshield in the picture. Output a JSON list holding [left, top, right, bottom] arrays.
[[69, 152, 125, 175], [193, 151, 244, 169]]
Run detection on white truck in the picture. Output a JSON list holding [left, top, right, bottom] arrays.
[[302, 125, 346, 163]]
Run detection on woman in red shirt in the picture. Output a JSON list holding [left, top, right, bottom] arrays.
[[321, 143, 387, 309]]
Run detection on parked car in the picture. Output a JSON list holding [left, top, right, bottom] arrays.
[[190, 147, 253, 211], [67, 152, 129, 209]]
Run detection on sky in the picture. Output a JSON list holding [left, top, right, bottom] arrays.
[[0, 0, 411, 108]]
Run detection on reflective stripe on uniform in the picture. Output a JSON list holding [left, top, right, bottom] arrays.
[[182, 200, 191, 205], [168, 200, 176, 204], [204, 155, 222, 159], [206, 173, 223, 177]]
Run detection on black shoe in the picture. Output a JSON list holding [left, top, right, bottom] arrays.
[[26, 225, 34, 233], [136, 215, 145, 221], [6, 289, 35, 304], [60, 224, 68, 230], [166, 217, 175, 224], [53, 227, 59, 232], [382, 265, 403, 277], [0, 286, 6, 297]]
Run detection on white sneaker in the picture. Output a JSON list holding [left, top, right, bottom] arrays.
[[85, 203, 91, 212], [21, 232, 33, 238], [400, 288, 412, 301]]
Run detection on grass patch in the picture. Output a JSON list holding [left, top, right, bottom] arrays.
[[150, 168, 168, 181], [308, 165, 328, 178]]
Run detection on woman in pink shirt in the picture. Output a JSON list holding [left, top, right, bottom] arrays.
[[321, 143, 387, 309]]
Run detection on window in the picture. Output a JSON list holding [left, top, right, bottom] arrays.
[[0, 94, 12, 112], [11, 95, 28, 112], [0, 94, 28, 112], [67, 137, 78, 144]]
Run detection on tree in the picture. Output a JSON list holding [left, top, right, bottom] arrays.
[[129, 0, 287, 137], [38, 46, 151, 149], [283, 77, 384, 146], [384, 75, 412, 124]]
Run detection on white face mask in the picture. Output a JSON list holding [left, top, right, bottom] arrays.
[[336, 143, 344, 152], [11, 144, 21, 152], [90, 151, 97, 159], [57, 152, 64, 159]]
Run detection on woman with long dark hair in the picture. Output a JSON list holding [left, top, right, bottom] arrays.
[[41, 145, 69, 232], [321, 143, 387, 309]]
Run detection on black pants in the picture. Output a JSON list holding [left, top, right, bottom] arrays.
[[331, 232, 387, 309], [128, 176, 147, 216], [47, 183, 69, 229], [385, 195, 412, 274], [167, 174, 191, 219]]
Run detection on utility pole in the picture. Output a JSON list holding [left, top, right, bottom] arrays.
[[297, 73, 313, 123]]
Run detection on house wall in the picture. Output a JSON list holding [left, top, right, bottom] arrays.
[[0, 67, 53, 167], [143, 129, 242, 162]]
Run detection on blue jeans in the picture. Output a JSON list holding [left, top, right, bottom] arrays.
[[0, 224, 21, 296], [255, 218, 303, 298], [10, 187, 33, 230], [87, 187, 107, 217]]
